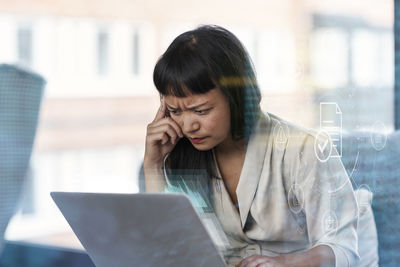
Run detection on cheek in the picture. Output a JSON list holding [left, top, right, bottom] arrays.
[[203, 113, 230, 134], [202, 117, 218, 130]]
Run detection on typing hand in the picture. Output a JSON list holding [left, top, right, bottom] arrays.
[[236, 254, 286, 267]]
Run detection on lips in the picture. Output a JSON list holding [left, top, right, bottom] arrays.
[[189, 137, 206, 144]]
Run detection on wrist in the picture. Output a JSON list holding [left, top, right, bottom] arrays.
[[143, 160, 163, 171], [143, 163, 166, 193]]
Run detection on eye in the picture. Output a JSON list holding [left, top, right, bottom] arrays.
[[195, 108, 211, 115], [168, 109, 181, 115]]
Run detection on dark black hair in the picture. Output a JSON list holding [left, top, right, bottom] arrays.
[[153, 25, 261, 208]]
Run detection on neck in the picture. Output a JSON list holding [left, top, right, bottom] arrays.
[[215, 136, 246, 156]]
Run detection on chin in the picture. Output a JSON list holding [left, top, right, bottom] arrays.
[[192, 145, 212, 151], [191, 143, 214, 151]]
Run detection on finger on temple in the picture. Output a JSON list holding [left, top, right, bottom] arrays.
[[153, 95, 166, 122]]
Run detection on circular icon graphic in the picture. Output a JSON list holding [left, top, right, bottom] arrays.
[[314, 130, 333, 162], [322, 210, 338, 238], [370, 121, 388, 151], [356, 184, 373, 213], [273, 122, 289, 151], [288, 183, 304, 214]]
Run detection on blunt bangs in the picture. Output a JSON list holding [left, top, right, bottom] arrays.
[[153, 35, 216, 97]]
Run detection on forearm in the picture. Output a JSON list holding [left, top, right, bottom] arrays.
[[143, 163, 166, 193], [279, 245, 335, 267]]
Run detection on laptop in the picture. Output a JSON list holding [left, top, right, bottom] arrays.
[[50, 192, 227, 267]]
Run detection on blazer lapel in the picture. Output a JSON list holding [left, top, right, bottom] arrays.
[[236, 113, 271, 228]]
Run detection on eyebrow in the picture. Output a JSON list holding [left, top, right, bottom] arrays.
[[166, 101, 209, 110]]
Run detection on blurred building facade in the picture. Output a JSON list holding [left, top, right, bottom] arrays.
[[0, 0, 394, 239]]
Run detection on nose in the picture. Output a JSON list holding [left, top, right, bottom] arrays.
[[179, 113, 200, 134]]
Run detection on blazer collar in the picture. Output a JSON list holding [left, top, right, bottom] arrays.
[[236, 112, 271, 228]]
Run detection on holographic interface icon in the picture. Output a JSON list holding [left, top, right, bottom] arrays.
[[323, 210, 338, 238], [314, 129, 333, 163], [288, 183, 304, 214], [320, 102, 342, 157], [273, 122, 289, 151], [370, 121, 387, 151]]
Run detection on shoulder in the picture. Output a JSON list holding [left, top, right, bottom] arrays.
[[261, 112, 320, 154], [246, 111, 333, 173], [257, 112, 333, 182]]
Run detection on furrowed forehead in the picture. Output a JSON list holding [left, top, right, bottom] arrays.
[[164, 88, 219, 108], [164, 84, 194, 97]]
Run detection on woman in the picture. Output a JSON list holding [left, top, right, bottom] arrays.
[[144, 25, 359, 267]]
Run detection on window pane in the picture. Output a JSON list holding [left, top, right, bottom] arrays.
[[311, 28, 349, 89], [97, 30, 108, 75], [17, 26, 32, 67], [132, 30, 139, 75], [0, 1, 395, 264]]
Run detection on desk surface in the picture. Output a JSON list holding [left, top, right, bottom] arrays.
[[21, 231, 84, 252], [1, 234, 94, 267]]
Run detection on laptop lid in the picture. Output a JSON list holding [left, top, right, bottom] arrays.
[[50, 192, 227, 267]]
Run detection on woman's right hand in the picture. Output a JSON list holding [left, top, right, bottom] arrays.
[[144, 96, 183, 169]]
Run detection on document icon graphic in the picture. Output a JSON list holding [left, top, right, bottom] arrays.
[[320, 102, 342, 157]]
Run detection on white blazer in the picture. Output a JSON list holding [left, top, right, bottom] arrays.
[[165, 112, 359, 267]]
